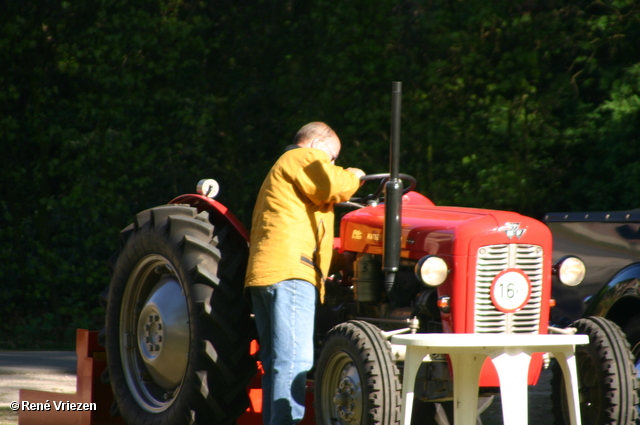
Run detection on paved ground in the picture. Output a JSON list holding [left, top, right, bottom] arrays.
[[0, 351, 554, 425], [0, 352, 77, 425]]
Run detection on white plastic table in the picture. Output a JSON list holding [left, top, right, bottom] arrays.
[[391, 333, 589, 425]]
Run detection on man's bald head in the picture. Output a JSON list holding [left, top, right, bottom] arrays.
[[293, 122, 341, 162], [293, 122, 337, 147]]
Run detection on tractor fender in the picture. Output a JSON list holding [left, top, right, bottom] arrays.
[[170, 194, 249, 242], [583, 262, 640, 329]]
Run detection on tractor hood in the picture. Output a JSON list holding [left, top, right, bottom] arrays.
[[340, 192, 551, 260]]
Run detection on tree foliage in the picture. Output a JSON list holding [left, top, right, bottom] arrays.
[[1, 0, 639, 347]]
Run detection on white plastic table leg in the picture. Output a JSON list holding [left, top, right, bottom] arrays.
[[448, 353, 485, 425], [490, 350, 532, 425], [552, 350, 582, 425], [399, 346, 428, 425]]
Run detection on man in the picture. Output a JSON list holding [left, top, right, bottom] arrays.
[[245, 122, 364, 425]]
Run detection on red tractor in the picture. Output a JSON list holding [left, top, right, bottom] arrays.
[[102, 83, 636, 425]]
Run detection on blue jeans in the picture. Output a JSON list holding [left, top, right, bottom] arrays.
[[250, 279, 317, 425]]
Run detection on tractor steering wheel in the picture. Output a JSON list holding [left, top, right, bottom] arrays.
[[345, 173, 417, 207]]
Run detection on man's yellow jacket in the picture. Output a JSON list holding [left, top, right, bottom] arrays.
[[244, 147, 360, 302]]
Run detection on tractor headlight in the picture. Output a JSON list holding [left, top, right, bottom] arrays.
[[554, 256, 586, 287], [197, 179, 219, 199], [415, 255, 448, 287]]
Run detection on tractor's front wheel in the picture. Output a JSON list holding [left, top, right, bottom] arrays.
[[551, 316, 638, 425], [314, 320, 402, 425], [623, 313, 640, 421], [104, 205, 256, 425]]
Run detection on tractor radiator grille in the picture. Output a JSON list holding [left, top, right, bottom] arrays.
[[474, 244, 543, 334]]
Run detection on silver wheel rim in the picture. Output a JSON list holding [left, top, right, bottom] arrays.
[[120, 255, 190, 412], [320, 351, 364, 425]]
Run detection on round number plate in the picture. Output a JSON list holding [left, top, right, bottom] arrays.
[[490, 268, 532, 313]]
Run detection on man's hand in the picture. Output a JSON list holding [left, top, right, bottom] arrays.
[[347, 168, 365, 179]]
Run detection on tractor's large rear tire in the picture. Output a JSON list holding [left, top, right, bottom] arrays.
[[551, 316, 638, 425], [315, 320, 402, 425], [104, 205, 256, 425]]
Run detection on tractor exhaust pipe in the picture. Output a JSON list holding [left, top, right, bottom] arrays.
[[383, 81, 403, 297]]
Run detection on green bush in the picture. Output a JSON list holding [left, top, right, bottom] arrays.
[[1, 0, 639, 348]]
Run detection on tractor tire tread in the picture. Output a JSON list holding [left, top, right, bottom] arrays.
[[102, 204, 256, 425]]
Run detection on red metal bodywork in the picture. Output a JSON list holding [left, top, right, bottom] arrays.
[[340, 191, 553, 386]]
